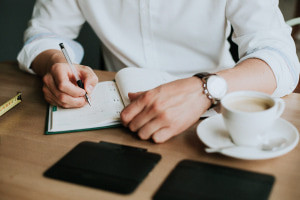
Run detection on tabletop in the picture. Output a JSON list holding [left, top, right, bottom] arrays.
[[0, 62, 300, 200]]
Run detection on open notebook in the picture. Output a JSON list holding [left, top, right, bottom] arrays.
[[46, 68, 217, 134]]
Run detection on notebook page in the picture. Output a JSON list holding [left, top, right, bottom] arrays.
[[50, 81, 124, 132], [115, 68, 180, 106]]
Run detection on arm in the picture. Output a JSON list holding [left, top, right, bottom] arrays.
[[18, 0, 86, 73], [120, 0, 299, 143], [218, 58, 276, 94], [18, 0, 98, 107], [226, 0, 300, 97], [120, 58, 275, 143]]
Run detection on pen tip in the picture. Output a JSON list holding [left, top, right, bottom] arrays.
[[85, 94, 91, 106]]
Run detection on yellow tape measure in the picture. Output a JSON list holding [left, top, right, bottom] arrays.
[[0, 92, 22, 117]]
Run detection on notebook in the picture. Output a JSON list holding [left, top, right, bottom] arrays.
[[45, 67, 180, 134], [45, 67, 217, 134]]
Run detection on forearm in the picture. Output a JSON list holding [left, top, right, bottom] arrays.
[[31, 50, 66, 76], [217, 58, 277, 95]]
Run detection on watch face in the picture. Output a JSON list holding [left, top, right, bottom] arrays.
[[206, 76, 227, 99]]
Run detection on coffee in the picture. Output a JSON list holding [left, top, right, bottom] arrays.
[[225, 97, 273, 112]]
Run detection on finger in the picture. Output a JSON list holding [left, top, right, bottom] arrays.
[[77, 65, 99, 94], [42, 84, 71, 108], [152, 127, 176, 143], [136, 117, 167, 140], [128, 92, 144, 101], [43, 73, 62, 99], [43, 85, 58, 106], [127, 106, 156, 132], [121, 91, 155, 127], [43, 75, 86, 108], [151, 104, 202, 143], [127, 98, 167, 132], [51, 63, 86, 97]]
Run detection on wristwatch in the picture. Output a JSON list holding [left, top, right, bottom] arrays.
[[194, 73, 228, 107]]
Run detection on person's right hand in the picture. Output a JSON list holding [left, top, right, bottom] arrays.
[[42, 63, 98, 108]]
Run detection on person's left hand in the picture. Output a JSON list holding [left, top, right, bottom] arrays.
[[120, 77, 211, 143]]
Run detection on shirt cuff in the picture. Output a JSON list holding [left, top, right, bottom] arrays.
[[17, 37, 84, 74]]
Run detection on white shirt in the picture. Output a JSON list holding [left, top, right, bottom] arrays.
[[17, 0, 300, 97]]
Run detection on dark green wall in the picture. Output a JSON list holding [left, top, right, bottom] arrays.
[[0, 0, 102, 69]]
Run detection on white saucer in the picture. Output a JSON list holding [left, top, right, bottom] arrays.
[[196, 114, 299, 160]]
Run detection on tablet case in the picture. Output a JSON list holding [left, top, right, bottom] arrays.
[[44, 141, 161, 194], [153, 160, 275, 200]]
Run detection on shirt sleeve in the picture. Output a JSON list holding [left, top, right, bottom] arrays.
[[226, 0, 300, 97], [17, 0, 86, 74]]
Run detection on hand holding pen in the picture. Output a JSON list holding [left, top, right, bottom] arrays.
[[59, 43, 92, 106]]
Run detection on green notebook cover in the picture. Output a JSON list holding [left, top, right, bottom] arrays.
[[45, 105, 122, 135]]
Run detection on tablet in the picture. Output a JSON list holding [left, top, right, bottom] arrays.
[[44, 141, 161, 194], [153, 160, 275, 200]]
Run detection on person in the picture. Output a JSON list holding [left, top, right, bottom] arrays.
[[18, 0, 300, 143]]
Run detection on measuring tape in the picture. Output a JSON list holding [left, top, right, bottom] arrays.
[[0, 93, 22, 117]]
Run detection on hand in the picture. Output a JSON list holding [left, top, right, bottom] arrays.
[[120, 77, 211, 143], [42, 63, 98, 108]]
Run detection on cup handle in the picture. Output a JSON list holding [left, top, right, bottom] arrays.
[[274, 98, 285, 119]]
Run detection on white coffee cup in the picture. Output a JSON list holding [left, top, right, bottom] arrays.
[[221, 91, 285, 146]]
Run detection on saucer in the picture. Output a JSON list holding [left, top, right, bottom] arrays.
[[196, 114, 299, 160]]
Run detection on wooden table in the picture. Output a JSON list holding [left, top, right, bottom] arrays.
[[0, 62, 300, 200]]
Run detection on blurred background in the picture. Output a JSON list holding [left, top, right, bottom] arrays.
[[0, 0, 299, 69], [0, 0, 102, 69]]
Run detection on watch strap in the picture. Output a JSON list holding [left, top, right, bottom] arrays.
[[194, 73, 219, 108]]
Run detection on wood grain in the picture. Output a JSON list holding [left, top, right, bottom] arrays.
[[0, 62, 300, 200]]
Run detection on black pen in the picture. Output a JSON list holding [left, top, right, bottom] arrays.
[[59, 43, 91, 106]]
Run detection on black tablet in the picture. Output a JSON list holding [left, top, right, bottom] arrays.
[[153, 160, 275, 200], [44, 141, 161, 194]]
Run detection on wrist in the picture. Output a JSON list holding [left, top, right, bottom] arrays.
[[47, 50, 65, 72], [193, 73, 228, 108], [191, 77, 213, 110], [31, 49, 65, 76]]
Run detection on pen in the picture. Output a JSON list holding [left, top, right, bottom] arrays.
[[59, 43, 91, 106]]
